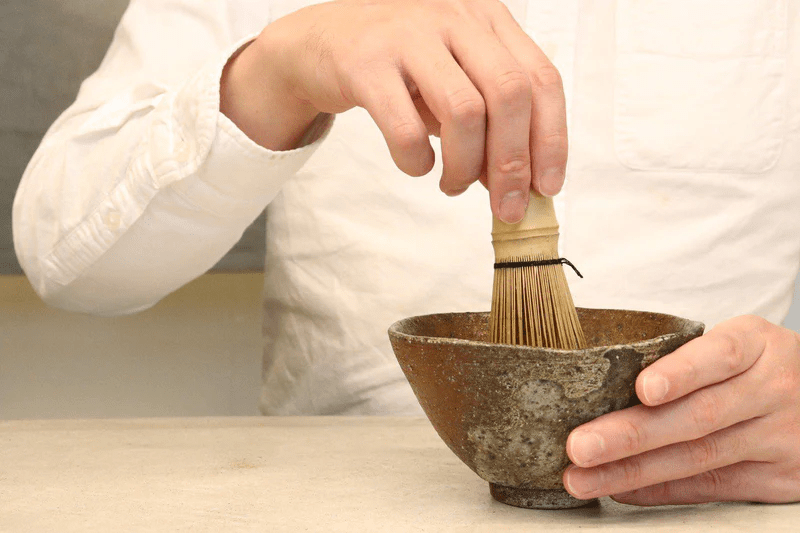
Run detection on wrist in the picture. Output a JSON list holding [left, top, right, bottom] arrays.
[[220, 36, 320, 151]]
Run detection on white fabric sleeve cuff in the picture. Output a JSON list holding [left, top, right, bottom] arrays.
[[158, 36, 334, 218], [40, 37, 332, 292]]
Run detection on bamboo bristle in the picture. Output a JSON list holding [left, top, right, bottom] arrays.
[[489, 253, 586, 349], [489, 193, 586, 350]]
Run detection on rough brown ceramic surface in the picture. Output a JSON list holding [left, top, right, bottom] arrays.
[[388, 308, 704, 509]]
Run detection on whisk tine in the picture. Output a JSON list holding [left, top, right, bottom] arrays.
[[489, 194, 586, 350], [490, 258, 584, 349]]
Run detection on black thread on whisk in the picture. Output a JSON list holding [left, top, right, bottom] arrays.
[[493, 257, 584, 278]]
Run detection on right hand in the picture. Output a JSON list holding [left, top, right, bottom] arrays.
[[221, 0, 568, 224]]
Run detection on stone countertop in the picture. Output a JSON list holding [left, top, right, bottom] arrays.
[[1, 416, 797, 532]]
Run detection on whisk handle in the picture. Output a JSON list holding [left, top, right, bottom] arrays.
[[491, 192, 558, 241]]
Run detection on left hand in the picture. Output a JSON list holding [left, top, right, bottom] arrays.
[[562, 315, 800, 505]]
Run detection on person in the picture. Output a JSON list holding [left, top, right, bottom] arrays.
[[12, 0, 800, 506]]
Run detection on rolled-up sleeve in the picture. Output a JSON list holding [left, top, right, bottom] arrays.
[[13, 0, 330, 315]]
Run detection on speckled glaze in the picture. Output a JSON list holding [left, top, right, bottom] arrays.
[[388, 308, 704, 510]]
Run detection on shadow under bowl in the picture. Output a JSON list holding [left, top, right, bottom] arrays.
[[388, 308, 704, 510]]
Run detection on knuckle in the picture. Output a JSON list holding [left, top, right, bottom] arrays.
[[741, 314, 770, 331], [619, 458, 645, 486], [444, 88, 486, 129], [531, 64, 564, 91], [686, 437, 720, 470], [688, 389, 722, 435], [536, 131, 569, 158], [700, 468, 725, 496], [390, 121, 427, 152], [717, 332, 747, 374], [492, 69, 531, 105], [495, 152, 531, 177], [619, 418, 647, 455], [677, 355, 701, 387]]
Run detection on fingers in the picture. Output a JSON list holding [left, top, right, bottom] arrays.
[[567, 374, 768, 468], [636, 315, 768, 407], [563, 317, 800, 505], [352, 64, 436, 177], [610, 461, 790, 506], [402, 42, 489, 198], [446, 24, 534, 222], [610, 412, 800, 506], [305, 0, 568, 216], [406, 24, 542, 222], [487, 4, 568, 196], [563, 418, 768, 500]]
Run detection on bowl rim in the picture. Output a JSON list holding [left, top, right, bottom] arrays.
[[387, 307, 705, 355]]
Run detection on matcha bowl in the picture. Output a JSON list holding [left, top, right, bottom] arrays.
[[388, 308, 704, 509]]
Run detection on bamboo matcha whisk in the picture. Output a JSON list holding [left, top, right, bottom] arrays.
[[489, 192, 587, 349]]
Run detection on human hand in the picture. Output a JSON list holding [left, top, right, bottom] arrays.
[[221, 0, 567, 224], [562, 315, 800, 505]]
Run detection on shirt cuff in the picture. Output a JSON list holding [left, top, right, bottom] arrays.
[[153, 35, 335, 219], [43, 37, 333, 289]]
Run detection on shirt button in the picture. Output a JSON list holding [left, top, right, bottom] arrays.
[[104, 211, 121, 231]]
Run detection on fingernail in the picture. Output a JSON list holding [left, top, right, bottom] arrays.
[[564, 468, 599, 498], [499, 190, 527, 223], [569, 430, 605, 466], [538, 168, 564, 197], [642, 373, 669, 404]]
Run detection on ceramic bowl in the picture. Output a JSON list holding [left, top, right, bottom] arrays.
[[388, 308, 704, 509]]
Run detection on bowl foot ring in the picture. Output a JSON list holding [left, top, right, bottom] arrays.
[[489, 483, 597, 510]]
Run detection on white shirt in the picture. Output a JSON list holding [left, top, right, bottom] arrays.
[[13, 0, 800, 415]]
